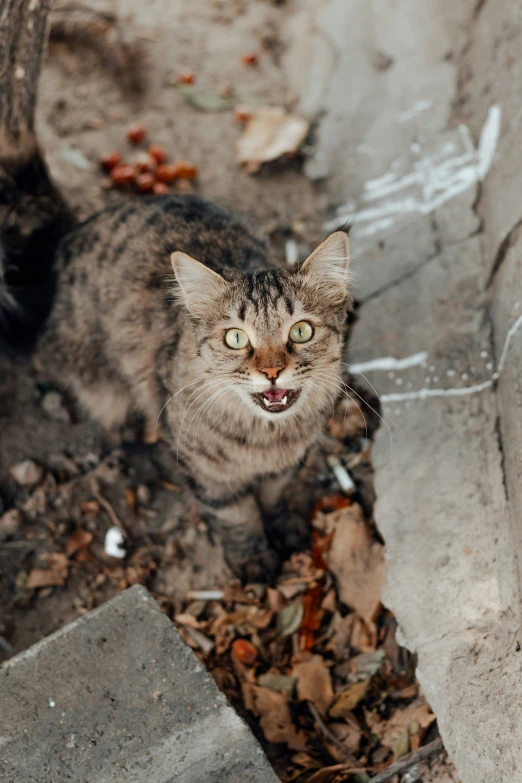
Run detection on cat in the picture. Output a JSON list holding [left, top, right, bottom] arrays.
[[0, 0, 352, 583]]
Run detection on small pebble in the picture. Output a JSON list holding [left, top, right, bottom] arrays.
[[0, 508, 23, 541], [41, 390, 71, 423], [481, 351, 488, 359], [461, 373, 469, 381], [10, 459, 44, 487], [137, 484, 151, 505]]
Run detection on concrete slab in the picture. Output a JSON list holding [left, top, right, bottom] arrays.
[[0, 586, 278, 783]]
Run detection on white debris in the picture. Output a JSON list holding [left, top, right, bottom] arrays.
[[285, 238, 299, 266], [104, 526, 126, 559], [186, 589, 225, 601], [326, 456, 356, 495]]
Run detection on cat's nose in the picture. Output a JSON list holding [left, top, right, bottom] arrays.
[[260, 365, 284, 380]]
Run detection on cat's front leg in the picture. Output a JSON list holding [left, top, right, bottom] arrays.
[[257, 470, 311, 556], [193, 480, 280, 583]]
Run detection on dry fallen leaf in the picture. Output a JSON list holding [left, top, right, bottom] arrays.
[[329, 679, 370, 718], [237, 107, 309, 173], [65, 528, 93, 557], [325, 504, 385, 624], [293, 654, 334, 717], [258, 671, 297, 696], [245, 684, 308, 751], [366, 697, 436, 757], [26, 568, 65, 589], [26, 552, 69, 589], [329, 719, 363, 755], [276, 599, 303, 637]]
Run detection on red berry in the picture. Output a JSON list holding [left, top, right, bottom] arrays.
[[152, 181, 169, 194], [241, 53, 257, 66], [135, 152, 156, 172], [156, 161, 198, 183], [172, 160, 198, 180], [234, 107, 251, 123], [148, 144, 167, 164], [178, 71, 195, 84], [110, 164, 136, 187], [100, 151, 121, 172], [136, 172, 155, 192], [231, 639, 258, 665], [127, 123, 146, 145]]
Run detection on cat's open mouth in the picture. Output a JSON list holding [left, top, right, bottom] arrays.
[[252, 387, 300, 413]]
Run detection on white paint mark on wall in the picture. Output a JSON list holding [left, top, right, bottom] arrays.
[[351, 351, 428, 374], [379, 311, 522, 404], [398, 99, 432, 123], [324, 105, 501, 235]]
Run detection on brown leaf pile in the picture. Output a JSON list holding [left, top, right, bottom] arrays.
[[173, 498, 436, 782]]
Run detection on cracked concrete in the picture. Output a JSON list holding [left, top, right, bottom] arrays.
[[287, 0, 522, 780]]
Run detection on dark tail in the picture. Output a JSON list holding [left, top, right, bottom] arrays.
[[0, 0, 74, 356]]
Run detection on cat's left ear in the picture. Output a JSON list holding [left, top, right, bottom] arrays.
[[171, 251, 227, 318], [299, 231, 350, 303]]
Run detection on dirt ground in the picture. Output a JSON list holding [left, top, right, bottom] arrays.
[[0, 1, 460, 780]]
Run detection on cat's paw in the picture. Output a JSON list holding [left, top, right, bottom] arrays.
[[229, 548, 281, 585]]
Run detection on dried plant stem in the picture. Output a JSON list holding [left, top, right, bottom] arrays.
[[90, 479, 127, 535], [308, 701, 361, 766], [369, 738, 444, 783]]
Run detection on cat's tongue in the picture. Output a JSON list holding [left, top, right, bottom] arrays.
[[262, 387, 288, 402]]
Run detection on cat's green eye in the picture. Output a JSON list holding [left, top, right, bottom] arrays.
[[289, 321, 313, 344], [225, 328, 249, 349]]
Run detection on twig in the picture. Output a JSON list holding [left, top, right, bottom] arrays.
[[308, 702, 361, 766], [369, 738, 444, 783], [90, 479, 127, 535]]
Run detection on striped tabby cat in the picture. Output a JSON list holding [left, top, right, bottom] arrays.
[[0, 0, 352, 582]]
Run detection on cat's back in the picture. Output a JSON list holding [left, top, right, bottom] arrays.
[[55, 194, 269, 288]]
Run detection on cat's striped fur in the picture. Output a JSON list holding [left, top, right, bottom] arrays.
[[0, 0, 352, 582], [39, 197, 351, 581]]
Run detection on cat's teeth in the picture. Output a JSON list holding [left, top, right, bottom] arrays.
[[263, 396, 271, 407], [282, 396, 288, 406]]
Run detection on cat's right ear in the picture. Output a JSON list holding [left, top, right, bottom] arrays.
[[171, 252, 227, 317]]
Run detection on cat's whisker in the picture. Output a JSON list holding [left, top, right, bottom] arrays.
[[340, 361, 394, 426], [313, 372, 369, 439], [311, 379, 337, 419], [177, 379, 230, 461], [191, 385, 233, 451], [180, 380, 230, 440], [320, 370, 393, 457], [156, 373, 231, 431], [192, 387, 234, 452]]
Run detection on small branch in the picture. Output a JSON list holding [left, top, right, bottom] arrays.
[[90, 479, 127, 536], [308, 701, 361, 766], [369, 738, 444, 783]]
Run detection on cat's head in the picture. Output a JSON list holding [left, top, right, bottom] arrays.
[[171, 232, 351, 421]]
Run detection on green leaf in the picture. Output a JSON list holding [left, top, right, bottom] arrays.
[[276, 599, 303, 637], [176, 85, 235, 112], [392, 727, 410, 760], [257, 673, 297, 695]]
